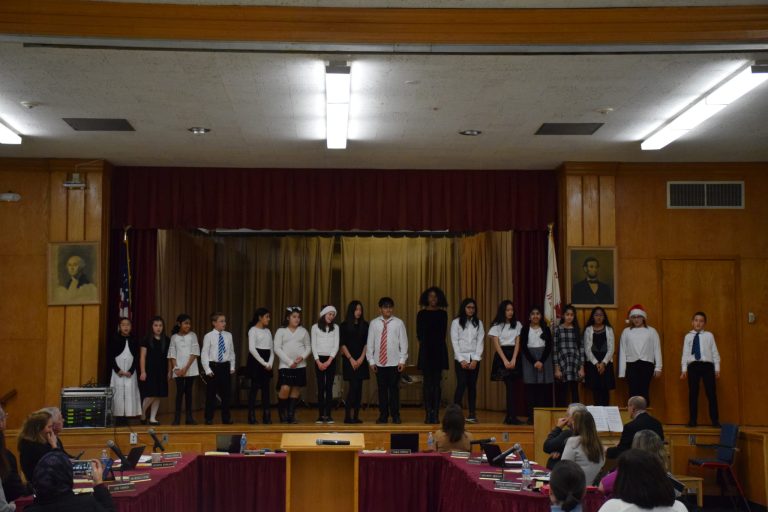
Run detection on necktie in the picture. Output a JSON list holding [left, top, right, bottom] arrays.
[[379, 319, 389, 366], [692, 332, 701, 361], [218, 332, 225, 362]]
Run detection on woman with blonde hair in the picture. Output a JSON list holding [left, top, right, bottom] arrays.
[[561, 410, 604, 485]]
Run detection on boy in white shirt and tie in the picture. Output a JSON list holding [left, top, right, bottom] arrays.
[[366, 297, 408, 424], [202, 312, 236, 425], [680, 311, 721, 427]]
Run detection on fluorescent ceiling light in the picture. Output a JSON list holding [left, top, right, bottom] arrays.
[[641, 62, 768, 151], [325, 62, 350, 150], [0, 118, 21, 144]]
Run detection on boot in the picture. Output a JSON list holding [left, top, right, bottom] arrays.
[[287, 398, 299, 424], [278, 398, 287, 424], [262, 408, 272, 425], [248, 410, 258, 425]]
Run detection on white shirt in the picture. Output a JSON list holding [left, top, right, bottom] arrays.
[[366, 316, 409, 367], [598, 499, 687, 512], [488, 321, 522, 347], [201, 329, 236, 375], [450, 318, 485, 362], [311, 324, 340, 359], [248, 326, 274, 367], [168, 332, 200, 377], [583, 325, 615, 365], [274, 326, 311, 369], [562, 436, 605, 486], [527, 327, 546, 349], [681, 330, 721, 372], [618, 326, 662, 378]]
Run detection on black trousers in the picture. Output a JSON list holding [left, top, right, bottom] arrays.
[[626, 360, 656, 405], [687, 361, 718, 424], [248, 375, 271, 413], [453, 364, 479, 416], [174, 376, 195, 416], [346, 378, 364, 410], [315, 356, 335, 416], [566, 381, 580, 404], [503, 377, 517, 418], [375, 366, 401, 419], [205, 362, 232, 422], [422, 368, 443, 413], [526, 383, 552, 418]]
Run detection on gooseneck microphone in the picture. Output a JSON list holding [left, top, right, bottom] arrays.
[[470, 437, 497, 445], [148, 429, 165, 452], [492, 442, 521, 464], [106, 440, 128, 473]]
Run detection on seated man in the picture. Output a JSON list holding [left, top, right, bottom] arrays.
[[543, 403, 587, 469], [605, 396, 664, 459]]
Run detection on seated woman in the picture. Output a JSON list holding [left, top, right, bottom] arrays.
[[549, 460, 586, 512], [25, 451, 114, 512], [434, 404, 474, 452], [600, 430, 679, 498], [598, 450, 686, 512], [1, 405, 29, 503], [561, 410, 604, 485], [17, 412, 58, 483]]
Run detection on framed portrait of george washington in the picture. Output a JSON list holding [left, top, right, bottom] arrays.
[[48, 242, 101, 305]]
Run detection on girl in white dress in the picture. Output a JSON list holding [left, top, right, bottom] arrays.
[[109, 318, 141, 424]]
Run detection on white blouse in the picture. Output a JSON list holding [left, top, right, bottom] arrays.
[[618, 326, 662, 378], [527, 327, 546, 349], [583, 325, 615, 365], [311, 324, 340, 359], [274, 326, 311, 369], [450, 318, 485, 362], [248, 326, 274, 367], [488, 321, 523, 347], [167, 332, 200, 377]]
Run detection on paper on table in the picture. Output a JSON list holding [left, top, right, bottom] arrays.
[[587, 406, 623, 432], [204, 451, 231, 456], [138, 455, 153, 463], [605, 406, 624, 432]]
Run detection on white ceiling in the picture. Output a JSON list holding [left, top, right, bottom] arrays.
[[98, 0, 768, 6], [0, 41, 767, 169]]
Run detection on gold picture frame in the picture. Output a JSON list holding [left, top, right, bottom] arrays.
[[48, 241, 101, 305]]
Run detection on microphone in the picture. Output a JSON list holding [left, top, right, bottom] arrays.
[[492, 442, 521, 464], [106, 440, 128, 468], [315, 439, 351, 446], [470, 437, 497, 445], [148, 429, 165, 452]]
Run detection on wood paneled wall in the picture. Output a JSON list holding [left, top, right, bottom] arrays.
[[0, 158, 109, 428]]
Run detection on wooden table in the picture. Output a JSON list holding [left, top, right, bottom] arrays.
[[675, 474, 704, 507], [281, 432, 365, 512]]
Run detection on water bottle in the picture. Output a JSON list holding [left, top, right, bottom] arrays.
[[426, 432, 434, 452], [240, 433, 247, 454], [100, 449, 109, 474], [521, 458, 533, 488]]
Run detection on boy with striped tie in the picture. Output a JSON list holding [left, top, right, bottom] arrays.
[[367, 297, 409, 424], [202, 312, 236, 425]]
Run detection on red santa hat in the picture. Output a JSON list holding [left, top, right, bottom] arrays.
[[626, 304, 647, 323]]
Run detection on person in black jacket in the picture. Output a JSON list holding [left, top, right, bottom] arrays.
[[108, 318, 142, 425], [606, 396, 664, 459], [1, 405, 30, 502], [17, 411, 58, 484], [26, 451, 114, 512], [543, 403, 587, 469], [416, 287, 449, 424], [520, 307, 554, 425]]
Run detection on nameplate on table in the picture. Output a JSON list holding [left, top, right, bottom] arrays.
[[126, 473, 151, 482], [163, 452, 183, 459], [479, 471, 504, 480], [450, 451, 470, 459], [494, 481, 522, 491], [244, 449, 267, 456], [107, 482, 136, 493], [151, 461, 177, 469], [390, 449, 412, 455], [466, 457, 483, 465]]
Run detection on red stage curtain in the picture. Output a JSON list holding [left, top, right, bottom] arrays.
[[111, 167, 557, 232]]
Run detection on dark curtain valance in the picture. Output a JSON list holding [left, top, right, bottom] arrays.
[[111, 167, 557, 232]]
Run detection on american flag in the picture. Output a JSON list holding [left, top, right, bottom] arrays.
[[544, 223, 562, 327], [118, 229, 132, 319]]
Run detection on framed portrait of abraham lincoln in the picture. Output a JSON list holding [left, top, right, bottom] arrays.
[[567, 247, 617, 308]]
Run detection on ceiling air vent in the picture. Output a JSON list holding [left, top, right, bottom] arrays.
[[667, 181, 744, 209], [535, 123, 603, 135], [63, 118, 135, 131]]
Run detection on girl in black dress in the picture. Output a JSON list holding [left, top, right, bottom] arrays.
[[416, 287, 449, 424], [340, 301, 369, 424], [139, 316, 170, 425]]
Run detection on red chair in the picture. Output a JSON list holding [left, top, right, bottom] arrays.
[[688, 423, 751, 511]]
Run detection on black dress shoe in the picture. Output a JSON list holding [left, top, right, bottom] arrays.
[[376, 417, 388, 424], [686, 422, 697, 428], [222, 420, 234, 425], [205, 420, 213, 425], [186, 418, 197, 425], [149, 420, 161, 426], [392, 417, 402, 424]]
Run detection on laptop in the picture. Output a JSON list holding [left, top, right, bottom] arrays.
[[216, 434, 242, 453], [390, 433, 419, 453], [482, 443, 523, 469], [121, 445, 146, 470]]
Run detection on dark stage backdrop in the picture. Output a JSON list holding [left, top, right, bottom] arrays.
[[107, 167, 557, 398]]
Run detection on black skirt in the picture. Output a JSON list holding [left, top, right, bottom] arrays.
[[491, 346, 520, 381], [247, 349, 274, 384], [584, 361, 616, 390], [342, 357, 370, 381], [277, 367, 307, 388]]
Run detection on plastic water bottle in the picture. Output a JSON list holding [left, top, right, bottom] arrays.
[[521, 458, 533, 488], [426, 432, 434, 452], [100, 449, 109, 474], [240, 433, 247, 454]]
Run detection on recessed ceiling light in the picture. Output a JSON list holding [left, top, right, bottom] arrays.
[[188, 127, 210, 135], [459, 130, 482, 136]]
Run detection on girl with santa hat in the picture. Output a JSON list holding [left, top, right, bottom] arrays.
[[618, 305, 662, 405]]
